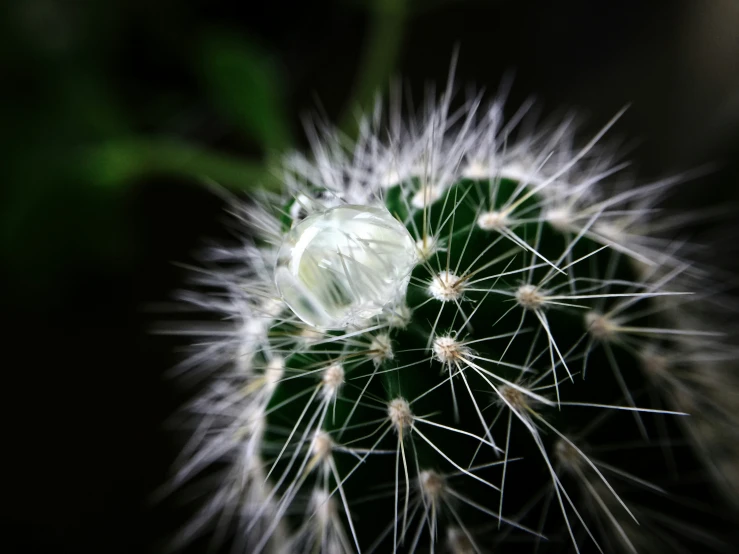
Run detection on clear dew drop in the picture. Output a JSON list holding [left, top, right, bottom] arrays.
[[275, 204, 418, 329]]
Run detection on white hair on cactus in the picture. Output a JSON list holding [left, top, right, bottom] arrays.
[[163, 61, 735, 554]]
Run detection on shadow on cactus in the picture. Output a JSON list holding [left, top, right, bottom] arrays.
[[163, 77, 737, 554]]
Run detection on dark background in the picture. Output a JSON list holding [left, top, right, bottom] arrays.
[[2, 0, 739, 553]]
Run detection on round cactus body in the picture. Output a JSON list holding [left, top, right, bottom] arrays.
[[168, 88, 736, 554]]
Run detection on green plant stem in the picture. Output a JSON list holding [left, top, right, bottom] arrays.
[[340, 0, 408, 138]]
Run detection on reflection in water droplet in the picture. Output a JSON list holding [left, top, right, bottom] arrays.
[[275, 204, 418, 329]]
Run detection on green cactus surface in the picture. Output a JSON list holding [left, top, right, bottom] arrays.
[[168, 91, 736, 554]]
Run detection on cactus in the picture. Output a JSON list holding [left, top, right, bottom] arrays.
[[167, 81, 736, 554]]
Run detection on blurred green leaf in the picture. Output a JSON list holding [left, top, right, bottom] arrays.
[[86, 138, 281, 192], [199, 31, 292, 153]]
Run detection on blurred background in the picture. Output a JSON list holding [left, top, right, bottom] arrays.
[[2, 0, 739, 552]]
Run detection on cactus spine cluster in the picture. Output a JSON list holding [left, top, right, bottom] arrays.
[[168, 83, 735, 554]]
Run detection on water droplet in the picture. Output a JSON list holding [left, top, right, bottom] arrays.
[[275, 204, 418, 329]]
